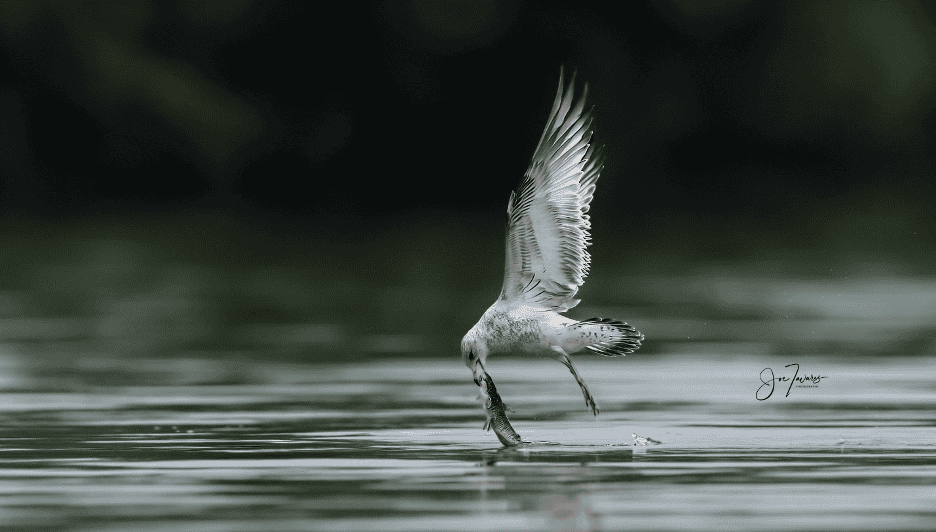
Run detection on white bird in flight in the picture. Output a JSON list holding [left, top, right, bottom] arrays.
[[461, 69, 643, 416]]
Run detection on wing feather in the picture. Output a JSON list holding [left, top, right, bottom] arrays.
[[499, 68, 605, 312]]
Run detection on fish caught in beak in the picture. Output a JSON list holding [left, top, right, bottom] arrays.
[[477, 367, 525, 446]]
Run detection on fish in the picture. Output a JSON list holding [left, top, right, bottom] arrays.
[[478, 370, 525, 446]]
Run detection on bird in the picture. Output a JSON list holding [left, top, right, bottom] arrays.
[[461, 68, 643, 416]]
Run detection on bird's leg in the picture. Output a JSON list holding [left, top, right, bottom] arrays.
[[550, 346, 599, 415]]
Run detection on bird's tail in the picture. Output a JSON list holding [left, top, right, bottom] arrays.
[[578, 317, 643, 356]]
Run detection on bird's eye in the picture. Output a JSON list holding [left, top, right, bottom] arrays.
[[468, 352, 475, 360]]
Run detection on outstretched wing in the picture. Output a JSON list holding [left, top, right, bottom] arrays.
[[499, 68, 604, 312]]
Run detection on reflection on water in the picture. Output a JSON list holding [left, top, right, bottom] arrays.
[[0, 355, 934, 531]]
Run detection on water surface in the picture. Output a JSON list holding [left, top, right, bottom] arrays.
[[1, 353, 933, 531]]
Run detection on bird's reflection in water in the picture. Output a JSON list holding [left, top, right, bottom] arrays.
[[534, 492, 601, 532]]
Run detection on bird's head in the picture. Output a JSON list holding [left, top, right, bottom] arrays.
[[460, 331, 486, 386]]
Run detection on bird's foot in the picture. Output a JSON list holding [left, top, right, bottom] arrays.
[[585, 395, 599, 416]]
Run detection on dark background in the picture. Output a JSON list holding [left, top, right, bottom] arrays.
[[1, 0, 935, 361]]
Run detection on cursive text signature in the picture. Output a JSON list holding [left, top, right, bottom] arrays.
[[757, 363, 827, 400]]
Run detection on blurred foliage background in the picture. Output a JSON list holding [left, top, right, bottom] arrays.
[[1, 0, 935, 364]]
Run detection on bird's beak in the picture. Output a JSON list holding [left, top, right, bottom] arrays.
[[471, 360, 485, 386]]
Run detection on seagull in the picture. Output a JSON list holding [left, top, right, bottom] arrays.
[[461, 68, 643, 416]]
